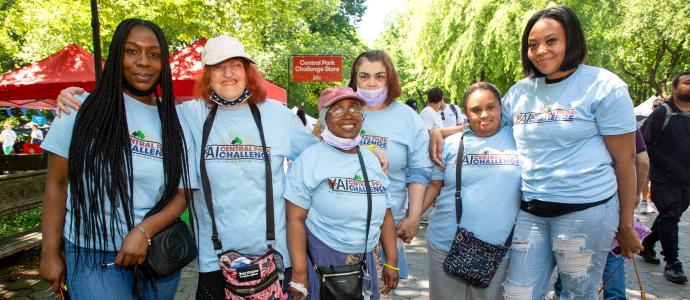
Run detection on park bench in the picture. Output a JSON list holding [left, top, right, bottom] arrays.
[[0, 154, 47, 174], [0, 170, 46, 259]]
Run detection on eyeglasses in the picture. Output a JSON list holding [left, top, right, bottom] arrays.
[[441, 111, 445, 121], [328, 105, 363, 118]]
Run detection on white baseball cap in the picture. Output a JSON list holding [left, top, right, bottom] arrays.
[[201, 35, 254, 66]]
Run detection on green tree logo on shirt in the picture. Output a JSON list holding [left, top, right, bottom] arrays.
[[231, 137, 243, 145], [131, 130, 145, 139], [359, 129, 367, 135], [483, 150, 490, 154], [354, 174, 362, 181]]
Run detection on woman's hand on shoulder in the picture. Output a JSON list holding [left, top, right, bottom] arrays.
[[55, 86, 85, 117], [115, 227, 150, 266], [429, 129, 444, 171], [372, 147, 389, 175]]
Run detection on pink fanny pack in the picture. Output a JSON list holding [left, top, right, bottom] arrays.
[[219, 249, 287, 299]]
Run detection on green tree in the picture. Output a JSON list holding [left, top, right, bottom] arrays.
[[376, 0, 689, 106]]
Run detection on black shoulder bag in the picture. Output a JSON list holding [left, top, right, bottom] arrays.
[[200, 103, 287, 299], [442, 133, 514, 288], [307, 146, 373, 300]]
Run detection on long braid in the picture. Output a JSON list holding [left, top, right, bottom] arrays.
[[67, 19, 192, 269], [147, 24, 193, 217]]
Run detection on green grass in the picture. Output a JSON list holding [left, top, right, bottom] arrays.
[[0, 208, 41, 238]]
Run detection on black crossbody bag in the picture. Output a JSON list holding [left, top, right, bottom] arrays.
[[442, 133, 514, 288], [307, 146, 373, 300], [200, 103, 287, 299]]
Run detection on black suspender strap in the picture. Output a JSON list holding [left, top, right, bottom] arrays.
[[200, 103, 275, 254], [200, 104, 221, 252], [249, 103, 275, 244], [449, 103, 460, 125]]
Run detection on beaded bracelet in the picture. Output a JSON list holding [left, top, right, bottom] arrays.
[[137, 225, 151, 247]]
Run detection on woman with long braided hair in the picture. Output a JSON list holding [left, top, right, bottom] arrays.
[[40, 19, 194, 299]]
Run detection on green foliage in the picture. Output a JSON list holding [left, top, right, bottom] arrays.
[[376, 0, 690, 105], [0, 208, 41, 238], [0, 0, 366, 115]]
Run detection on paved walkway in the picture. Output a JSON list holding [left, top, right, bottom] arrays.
[[2, 208, 690, 299]]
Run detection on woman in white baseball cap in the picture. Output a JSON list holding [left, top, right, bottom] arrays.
[[179, 35, 319, 299]]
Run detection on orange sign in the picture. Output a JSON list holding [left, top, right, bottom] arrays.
[[291, 55, 343, 82]]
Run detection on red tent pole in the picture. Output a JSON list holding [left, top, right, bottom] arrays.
[[90, 0, 102, 82]]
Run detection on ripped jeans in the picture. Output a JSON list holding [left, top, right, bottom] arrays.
[[504, 195, 619, 300]]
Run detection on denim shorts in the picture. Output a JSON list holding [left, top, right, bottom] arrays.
[[64, 240, 180, 300]]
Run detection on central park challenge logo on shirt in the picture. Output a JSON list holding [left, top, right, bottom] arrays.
[[204, 136, 271, 161], [514, 108, 575, 125], [130, 130, 162, 160], [457, 149, 520, 167], [358, 129, 388, 152], [327, 171, 386, 195]]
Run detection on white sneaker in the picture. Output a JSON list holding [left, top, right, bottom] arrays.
[[643, 201, 656, 214]]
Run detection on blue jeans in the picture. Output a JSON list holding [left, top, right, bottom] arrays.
[[503, 196, 619, 300], [554, 251, 626, 300], [65, 240, 180, 300]]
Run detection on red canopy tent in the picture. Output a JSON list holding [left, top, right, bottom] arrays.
[[0, 44, 98, 108], [170, 38, 286, 104]]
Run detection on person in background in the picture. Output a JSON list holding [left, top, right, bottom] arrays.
[[419, 87, 445, 131], [286, 86, 398, 300], [405, 98, 418, 112], [639, 71, 690, 284], [439, 93, 468, 129], [638, 97, 664, 214], [347, 50, 433, 279], [1, 122, 17, 155], [422, 82, 520, 300], [30, 124, 44, 145]]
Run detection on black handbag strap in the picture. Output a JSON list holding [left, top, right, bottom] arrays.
[[200, 103, 275, 254], [454, 132, 514, 247], [356, 146, 373, 270], [308, 146, 372, 270]]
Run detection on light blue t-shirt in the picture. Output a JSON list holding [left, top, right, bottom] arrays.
[[502, 65, 637, 204], [359, 101, 433, 222], [177, 99, 318, 272], [41, 92, 199, 251], [283, 142, 392, 253], [427, 126, 522, 252]]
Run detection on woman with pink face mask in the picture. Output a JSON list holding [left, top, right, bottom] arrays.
[[347, 50, 433, 279]]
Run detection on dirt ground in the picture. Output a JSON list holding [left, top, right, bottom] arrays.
[[0, 247, 40, 284]]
